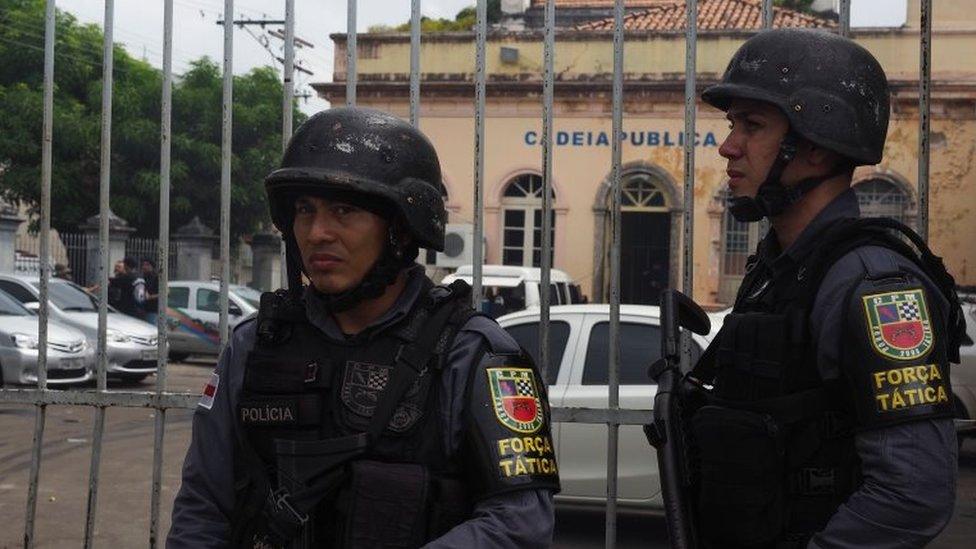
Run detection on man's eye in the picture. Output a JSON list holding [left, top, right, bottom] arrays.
[[295, 203, 313, 214], [334, 205, 356, 216]]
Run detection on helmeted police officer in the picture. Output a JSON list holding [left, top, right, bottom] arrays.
[[683, 29, 967, 548], [167, 107, 560, 548]]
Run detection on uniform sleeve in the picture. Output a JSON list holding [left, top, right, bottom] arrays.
[[167, 321, 254, 549], [809, 247, 957, 547], [428, 316, 558, 547]]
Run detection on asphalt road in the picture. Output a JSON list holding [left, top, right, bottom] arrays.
[[0, 359, 973, 548]]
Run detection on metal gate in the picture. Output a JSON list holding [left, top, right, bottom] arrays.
[[0, 0, 943, 547]]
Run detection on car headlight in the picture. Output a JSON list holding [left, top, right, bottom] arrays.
[[106, 329, 131, 343], [12, 333, 39, 350]]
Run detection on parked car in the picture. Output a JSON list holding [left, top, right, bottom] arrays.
[[952, 292, 976, 436], [0, 288, 94, 386], [497, 304, 721, 509], [0, 274, 158, 382], [442, 265, 585, 318], [165, 280, 257, 360]]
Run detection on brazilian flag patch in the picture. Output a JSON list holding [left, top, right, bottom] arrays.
[[487, 367, 544, 433], [862, 289, 934, 361]]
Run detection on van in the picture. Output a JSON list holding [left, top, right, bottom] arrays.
[[441, 265, 585, 318]]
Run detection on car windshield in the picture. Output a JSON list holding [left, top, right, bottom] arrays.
[[0, 289, 30, 316], [32, 281, 98, 312], [230, 285, 262, 308], [478, 283, 527, 318]]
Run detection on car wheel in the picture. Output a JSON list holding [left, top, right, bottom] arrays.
[[169, 352, 191, 362]]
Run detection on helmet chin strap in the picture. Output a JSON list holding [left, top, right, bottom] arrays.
[[286, 227, 408, 313], [727, 131, 847, 223]]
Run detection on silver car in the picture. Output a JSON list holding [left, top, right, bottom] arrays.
[[952, 294, 976, 437], [0, 288, 94, 386], [0, 274, 159, 383]]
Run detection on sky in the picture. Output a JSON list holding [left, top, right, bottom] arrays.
[[53, 0, 907, 115]]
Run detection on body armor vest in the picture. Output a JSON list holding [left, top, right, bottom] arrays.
[[688, 217, 964, 548], [232, 280, 478, 548]]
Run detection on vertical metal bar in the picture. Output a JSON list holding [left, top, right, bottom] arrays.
[[283, 0, 295, 145], [84, 1, 114, 545], [762, 0, 773, 29], [346, 0, 357, 106], [606, 1, 624, 546], [471, 0, 487, 309], [149, 1, 174, 546], [219, 0, 233, 348], [409, 0, 421, 126], [918, 0, 931, 241], [279, 0, 295, 292], [839, 0, 851, 38], [539, 0, 555, 384], [24, 4, 56, 545], [683, 0, 697, 296]]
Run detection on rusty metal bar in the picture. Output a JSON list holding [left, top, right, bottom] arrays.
[[918, 0, 932, 241], [219, 0, 233, 349], [149, 0, 175, 545], [346, 0, 357, 106], [683, 0, 697, 296], [23, 1, 57, 545], [83, 1, 115, 545], [539, 0, 555, 383], [551, 407, 653, 425], [606, 0, 625, 546], [279, 0, 295, 291], [0, 389, 198, 409], [762, 0, 773, 29], [839, 0, 851, 37], [410, 0, 421, 126], [471, 0, 487, 308]]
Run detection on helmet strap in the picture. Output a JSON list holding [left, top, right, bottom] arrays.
[[728, 130, 845, 222]]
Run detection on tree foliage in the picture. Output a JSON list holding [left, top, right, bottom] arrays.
[[0, 0, 305, 240], [368, 1, 502, 33]]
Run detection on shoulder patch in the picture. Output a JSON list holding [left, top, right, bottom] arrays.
[[862, 288, 934, 361], [198, 371, 219, 410], [487, 367, 544, 433]]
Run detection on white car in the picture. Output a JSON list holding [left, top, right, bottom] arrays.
[[165, 280, 257, 360], [498, 304, 719, 509], [0, 288, 94, 386], [443, 265, 585, 318], [952, 293, 976, 436], [0, 274, 158, 383]]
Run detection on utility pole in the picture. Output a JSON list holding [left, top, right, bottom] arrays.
[[214, 16, 315, 101]]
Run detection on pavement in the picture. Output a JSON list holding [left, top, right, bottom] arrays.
[[0, 358, 973, 548]]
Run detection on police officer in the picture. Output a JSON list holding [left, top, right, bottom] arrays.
[[682, 29, 966, 548], [168, 107, 560, 548]]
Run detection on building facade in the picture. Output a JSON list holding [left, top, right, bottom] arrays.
[[314, 0, 976, 306]]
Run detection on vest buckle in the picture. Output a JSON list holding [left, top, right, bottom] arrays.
[[268, 488, 308, 528]]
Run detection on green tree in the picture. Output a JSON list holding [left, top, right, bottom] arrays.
[[368, 1, 502, 33], [0, 0, 304, 241]]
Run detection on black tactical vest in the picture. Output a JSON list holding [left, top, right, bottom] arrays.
[[688, 218, 964, 548], [231, 279, 478, 548]]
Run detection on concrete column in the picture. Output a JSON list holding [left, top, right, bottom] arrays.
[[0, 202, 25, 274], [173, 217, 218, 281], [80, 209, 136, 285], [249, 231, 282, 292]]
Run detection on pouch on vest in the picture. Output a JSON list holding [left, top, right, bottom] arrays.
[[692, 405, 786, 547], [341, 460, 429, 549]]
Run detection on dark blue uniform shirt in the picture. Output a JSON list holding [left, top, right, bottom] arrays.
[[756, 189, 956, 548], [167, 266, 556, 548]]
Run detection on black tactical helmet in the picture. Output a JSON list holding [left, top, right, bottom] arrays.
[[266, 107, 447, 251], [703, 28, 890, 166]]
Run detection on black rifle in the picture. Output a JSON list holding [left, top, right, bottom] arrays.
[[645, 289, 710, 549]]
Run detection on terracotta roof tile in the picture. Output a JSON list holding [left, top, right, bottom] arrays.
[[529, 0, 674, 6], [575, 0, 835, 31]]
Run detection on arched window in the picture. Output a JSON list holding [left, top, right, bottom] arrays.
[[718, 189, 761, 304], [854, 178, 910, 224], [502, 174, 555, 267]]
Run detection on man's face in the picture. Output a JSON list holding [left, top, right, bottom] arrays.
[[141, 261, 153, 275], [718, 99, 791, 199], [113, 261, 125, 276], [292, 194, 389, 295]]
